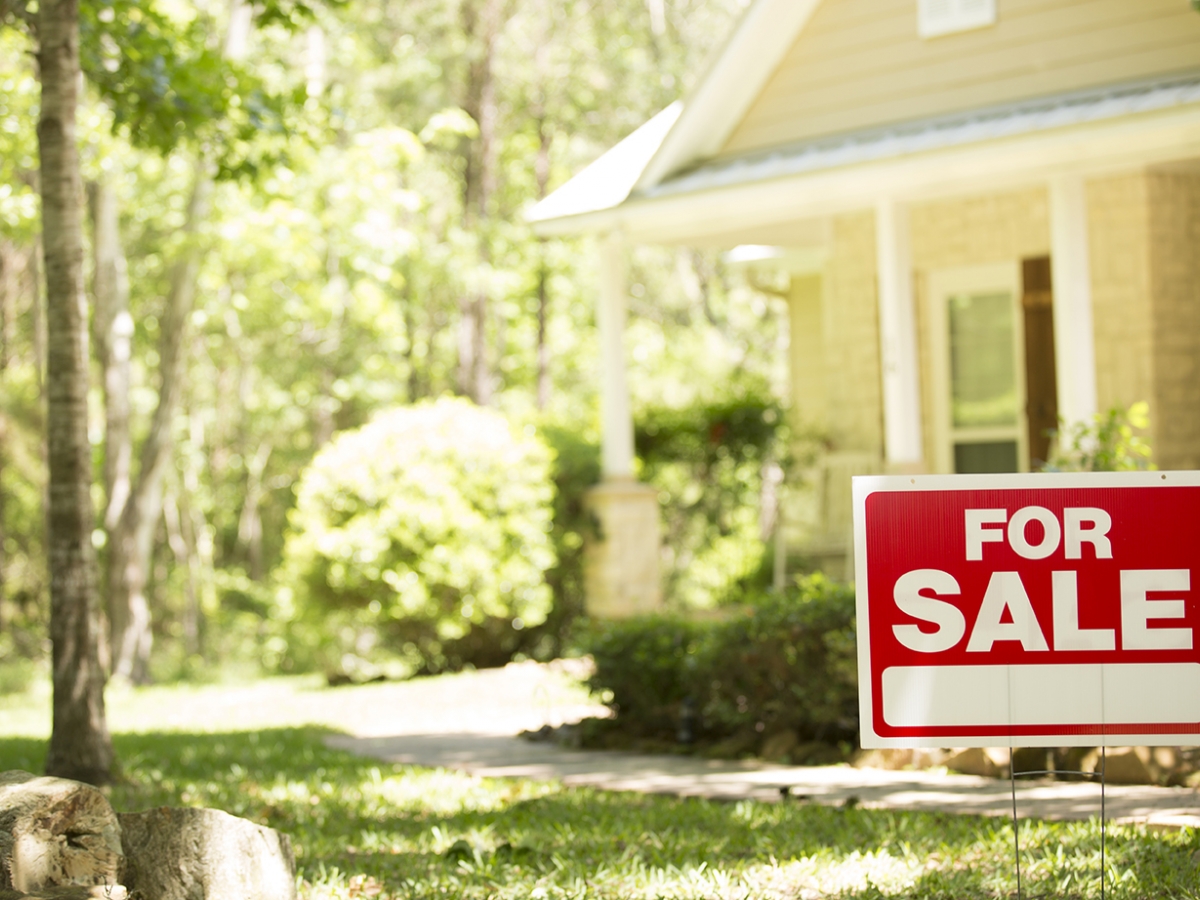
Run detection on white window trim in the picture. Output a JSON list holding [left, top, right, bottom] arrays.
[[926, 262, 1027, 475], [919, 0, 997, 39]]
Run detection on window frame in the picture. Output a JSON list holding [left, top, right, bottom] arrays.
[[926, 262, 1028, 475], [918, 0, 997, 39]]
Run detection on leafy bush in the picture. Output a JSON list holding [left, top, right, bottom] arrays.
[[578, 614, 707, 737], [529, 419, 601, 659], [1043, 401, 1155, 472], [531, 389, 787, 653], [635, 389, 788, 608], [577, 575, 858, 753], [279, 398, 557, 674], [697, 576, 857, 745]]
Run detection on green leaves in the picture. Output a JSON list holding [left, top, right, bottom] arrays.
[[578, 575, 859, 752], [280, 397, 558, 674], [79, 0, 305, 177], [1043, 402, 1156, 472]]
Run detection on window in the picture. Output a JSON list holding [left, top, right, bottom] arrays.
[[928, 264, 1027, 474], [919, 0, 996, 38]]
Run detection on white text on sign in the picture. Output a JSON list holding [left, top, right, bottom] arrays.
[[892, 505, 1192, 654]]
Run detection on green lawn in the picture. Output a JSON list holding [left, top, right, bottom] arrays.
[[1, 677, 1197, 899]]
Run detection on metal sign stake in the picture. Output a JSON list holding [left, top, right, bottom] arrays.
[[1008, 746, 1108, 899]]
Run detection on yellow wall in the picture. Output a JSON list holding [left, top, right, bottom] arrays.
[[1148, 168, 1200, 469], [784, 215, 882, 576], [1087, 173, 1157, 423], [823, 212, 884, 454], [724, 0, 1200, 155]]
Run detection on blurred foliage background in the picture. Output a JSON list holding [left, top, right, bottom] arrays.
[[0, 0, 805, 687]]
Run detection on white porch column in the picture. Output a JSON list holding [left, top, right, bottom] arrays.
[[597, 231, 635, 480], [875, 199, 924, 468], [586, 231, 661, 617], [1049, 175, 1098, 428]]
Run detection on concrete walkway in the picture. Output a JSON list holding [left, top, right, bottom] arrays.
[[323, 662, 1200, 828]]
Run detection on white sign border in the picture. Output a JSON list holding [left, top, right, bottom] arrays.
[[853, 470, 1200, 749]]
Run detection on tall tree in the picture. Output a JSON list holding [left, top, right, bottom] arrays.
[[456, 0, 507, 404], [106, 173, 210, 682], [37, 0, 114, 783]]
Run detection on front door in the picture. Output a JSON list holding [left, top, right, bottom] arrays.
[[928, 263, 1027, 474]]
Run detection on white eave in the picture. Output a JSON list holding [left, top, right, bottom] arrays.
[[531, 73, 1200, 244], [526, 103, 682, 227], [527, 0, 823, 233]]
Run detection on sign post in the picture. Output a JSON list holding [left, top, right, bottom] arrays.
[[853, 471, 1200, 749]]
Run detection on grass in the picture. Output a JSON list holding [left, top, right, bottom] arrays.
[[1, 675, 1198, 899]]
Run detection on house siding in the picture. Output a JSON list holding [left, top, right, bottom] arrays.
[[1087, 173, 1158, 438], [723, 0, 1200, 156], [784, 214, 882, 577], [1148, 169, 1200, 470], [824, 211, 884, 455]]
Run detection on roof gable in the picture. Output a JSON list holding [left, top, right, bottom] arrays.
[[723, 0, 1200, 156], [633, 0, 824, 190]]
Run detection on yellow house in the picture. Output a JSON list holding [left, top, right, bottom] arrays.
[[530, 0, 1200, 610]]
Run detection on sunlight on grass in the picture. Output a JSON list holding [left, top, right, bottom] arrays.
[[1, 674, 1198, 899]]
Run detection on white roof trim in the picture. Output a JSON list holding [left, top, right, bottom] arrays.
[[531, 99, 1200, 243], [646, 75, 1200, 201], [526, 103, 681, 225], [633, 0, 824, 192]]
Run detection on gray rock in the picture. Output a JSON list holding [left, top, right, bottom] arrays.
[[0, 887, 127, 899], [0, 771, 123, 895], [119, 807, 295, 900]]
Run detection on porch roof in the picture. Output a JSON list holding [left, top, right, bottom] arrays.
[[529, 73, 1200, 245]]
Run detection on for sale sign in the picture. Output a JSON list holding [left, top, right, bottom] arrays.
[[853, 472, 1200, 748]]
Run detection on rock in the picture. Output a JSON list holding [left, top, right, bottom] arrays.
[[1051, 746, 1093, 780], [1088, 747, 1154, 785], [851, 748, 949, 770], [945, 748, 1001, 778], [0, 771, 124, 896], [1010, 747, 1050, 776], [0, 887, 127, 899], [119, 807, 296, 900], [760, 730, 799, 762]]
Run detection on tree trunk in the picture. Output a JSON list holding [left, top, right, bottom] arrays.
[[107, 171, 210, 684], [534, 113, 552, 411], [456, 0, 504, 405], [235, 440, 271, 582], [29, 237, 45, 397], [87, 180, 132, 532], [0, 241, 14, 369], [36, 0, 114, 785], [0, 242, 13, 632]]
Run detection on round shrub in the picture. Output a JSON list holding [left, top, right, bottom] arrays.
[[280, 397, 556, 674]]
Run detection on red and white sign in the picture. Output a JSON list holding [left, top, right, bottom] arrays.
[[853, 472, 1200, 748]]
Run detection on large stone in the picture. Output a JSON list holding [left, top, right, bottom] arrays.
[[0, 772, 123, 895], [119, 807, 296, 900], [1086, 747, 1154, 785], [0, 887, 127, 899], [945, 748, 1002, 778], [1010, 747, 1050, 776]]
